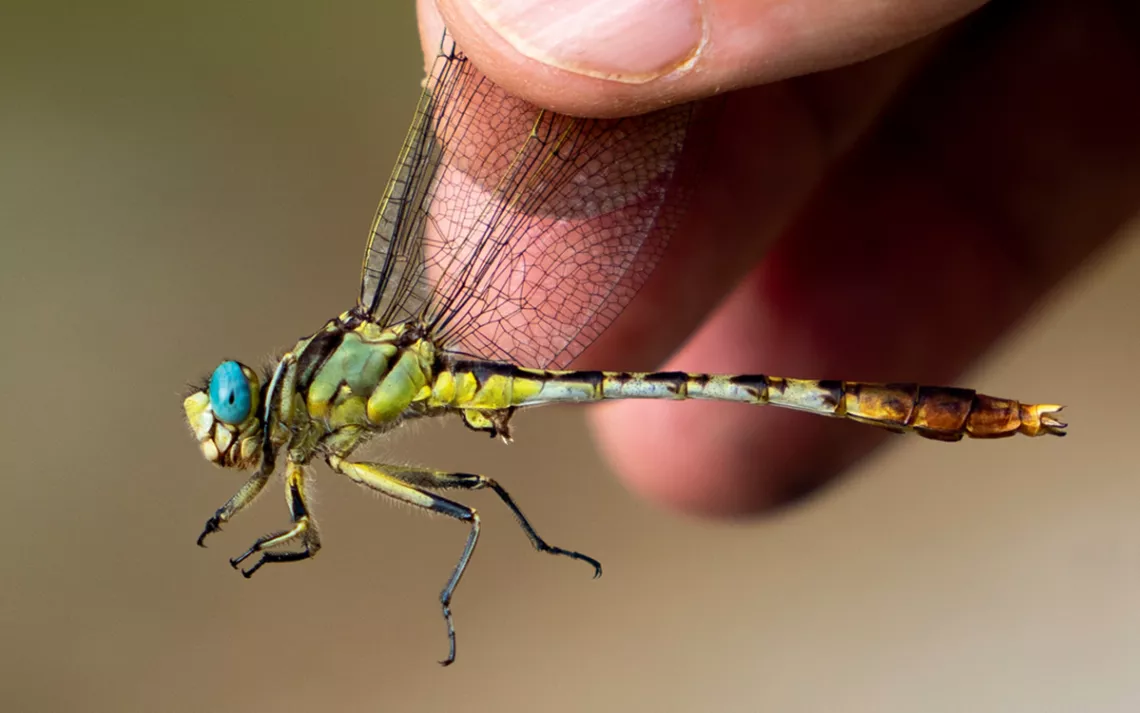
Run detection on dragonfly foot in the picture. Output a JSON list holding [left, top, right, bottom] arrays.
[[228, 529, 319, 578], [237, 559, 265, 579], [196, 515, 223, 547], [583, 554, 603, 579], [226, 550, 272, 579], [438, 600, 457, 667], [537, 544, 602, 578], [229, 545, 257, 571]]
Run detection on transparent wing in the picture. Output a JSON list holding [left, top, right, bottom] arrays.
[[357, 35, 454, 326], [359, 32, 697, 369]]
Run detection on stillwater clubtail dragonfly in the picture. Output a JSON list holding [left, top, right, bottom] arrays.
[[183, 31, 1067, 665]]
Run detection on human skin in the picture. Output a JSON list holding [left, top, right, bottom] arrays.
[[418, 0, 1140, 516]]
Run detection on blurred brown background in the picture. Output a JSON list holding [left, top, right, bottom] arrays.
[[3, 2, 1139, 712]]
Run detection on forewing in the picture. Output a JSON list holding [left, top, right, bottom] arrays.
[[361, 32, 697, 369], [358, 35, 458, 325]]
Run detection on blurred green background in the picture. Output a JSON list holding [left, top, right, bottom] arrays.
[[3, 2, 1139, 711]]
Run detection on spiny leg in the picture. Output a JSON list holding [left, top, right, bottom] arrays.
[[197, 467, 272, 547], [229, 460, 321, 578], [385, 465, 602, 578], [327, 455, 479, 666]]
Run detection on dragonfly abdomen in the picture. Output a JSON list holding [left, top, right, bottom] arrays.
[[493, 369, 1066, 441]]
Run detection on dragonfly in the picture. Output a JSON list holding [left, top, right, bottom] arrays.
[[183, 30, 1067, 666]]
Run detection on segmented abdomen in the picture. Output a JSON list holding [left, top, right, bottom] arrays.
[[510, 370, 1067, 441], [728, 376, 1065, 440]]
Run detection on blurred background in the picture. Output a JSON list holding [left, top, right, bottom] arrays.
[[2, 2, 1139, 712]]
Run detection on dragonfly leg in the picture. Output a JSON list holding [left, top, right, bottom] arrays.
[[229, 461, 321, 578], [393, 467, 602, 578], [197, 467, 272, 547], [326, 454, 479, 666]]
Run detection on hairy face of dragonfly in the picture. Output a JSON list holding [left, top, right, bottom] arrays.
[[183, 360, 263, 470]]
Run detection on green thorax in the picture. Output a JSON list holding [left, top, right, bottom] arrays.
[[290, 313, 437, 440], [286, 312, 582, 454]]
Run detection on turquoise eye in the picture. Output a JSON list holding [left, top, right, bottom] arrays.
[[209, 360, 251, 424]]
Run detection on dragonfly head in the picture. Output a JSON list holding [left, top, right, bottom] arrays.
[[183, 360, 264, 470]]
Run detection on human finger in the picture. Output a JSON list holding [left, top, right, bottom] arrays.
[[590, 0, 1140, 515], [427, 0, 986, 117]]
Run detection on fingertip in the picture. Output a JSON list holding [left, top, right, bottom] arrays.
[[424, 0, 986, 118], [417, 0, 448, 73], [430, 0, 696, 117]]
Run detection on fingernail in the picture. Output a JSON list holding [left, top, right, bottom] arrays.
[[465, 0, 705, 83]]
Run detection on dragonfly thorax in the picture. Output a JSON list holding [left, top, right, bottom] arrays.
[[291, 313, 436, 435]]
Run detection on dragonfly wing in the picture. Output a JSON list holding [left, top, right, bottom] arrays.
[[361, 31, 700, 369], [358, 33, 457, 326]]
